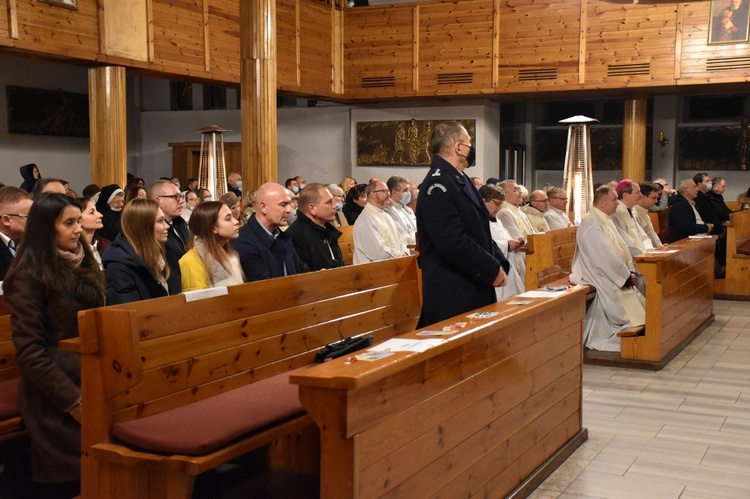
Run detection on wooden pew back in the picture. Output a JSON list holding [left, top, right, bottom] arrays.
[[0, 299, 18, 383], [647, 208, 669, 244], [524, 226, 577, 290], [714, 208, 750, 300], [79, 256, 420, 431], [338, 225, 355, 265]]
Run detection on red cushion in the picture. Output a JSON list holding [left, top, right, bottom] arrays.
[[0, 378, 20, 420], [738, 240, 750, 255], [112, 370, 305, 456]]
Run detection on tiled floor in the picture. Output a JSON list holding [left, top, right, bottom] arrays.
[[530, 299, 750, 499]]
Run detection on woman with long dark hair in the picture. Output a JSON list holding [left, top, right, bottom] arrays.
[[3, 193, 104, 497], [73, 197, 104, 269], [102, 198, 171, 305], [180, 201, 243, 291]]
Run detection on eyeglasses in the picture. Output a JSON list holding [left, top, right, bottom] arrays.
[[186, 197, 199, 203], [551, 197, 567, 201], [158, 194, 184, 201], [372, 189, 389, 195], [532, 199, 550, 203], [2, 213, 29, 219]]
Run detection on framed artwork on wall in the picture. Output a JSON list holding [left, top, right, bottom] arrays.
[[39, 0, 78, 10], [708, 0, 750, 45]]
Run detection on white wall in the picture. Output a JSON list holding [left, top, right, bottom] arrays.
[[0, 55, 91, 192]]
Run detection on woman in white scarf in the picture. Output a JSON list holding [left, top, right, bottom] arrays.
[[180, 201, 244, 291]]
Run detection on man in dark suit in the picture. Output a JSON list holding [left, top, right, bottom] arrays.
[[0, 187, 32, 280], [150, 180, 190, 294], [416, 121, 510, 328], [668, 179, 714, 243]]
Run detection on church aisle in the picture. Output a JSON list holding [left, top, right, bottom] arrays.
[[531, 299, 750, 498]]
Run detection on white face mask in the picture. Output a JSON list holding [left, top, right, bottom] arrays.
[[292, 187, 300, 195], [399, 191, 412, 206], [235, 180, 243, 191]]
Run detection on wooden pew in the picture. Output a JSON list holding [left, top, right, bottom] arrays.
[[0, 298, 24, 443], [714, 208, 750, 300], [290, 286, 589, 499], [338, 224, 355, 265], [647, 208, 670, 245], [68, 257, 421, 499], [524, 227, 714, 369]]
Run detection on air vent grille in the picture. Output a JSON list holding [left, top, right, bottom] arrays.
[[707, 56, 750, 72], [361, 76, 395, 88], [607, 63, 650, 77], [437, 73, 473, 85], [518, 68, 557, 81]]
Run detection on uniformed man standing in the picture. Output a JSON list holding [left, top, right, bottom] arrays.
[[416, 121, 509, 328]]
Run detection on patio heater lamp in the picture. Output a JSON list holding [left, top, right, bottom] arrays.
[[196, 125, 231, 199], [560, 115, 598, 225]]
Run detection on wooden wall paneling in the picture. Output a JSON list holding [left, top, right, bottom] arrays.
[[3, 0, 17, 39], [202, 0, 210, 71], [585, 1, 678, 87], [674, 2, 684, 79], [344, 6, 415, 98], [298, 0, 334, 96], [207, 0, 240, 78], [146, 0, 154, 61], [418, 0, 495, 95], [150, 0, 205, 69], [276, 0, 299, 90], [492, 0, 498, 88], [496, 0, 581, 91], [332, 4, 343, 94], [101, 0, 149, 61]]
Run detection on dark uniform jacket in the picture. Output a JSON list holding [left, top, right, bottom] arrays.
[[164, 216, 189, 294], [416, 155, 510, 328], [0, 242, 13, 280], [668, 194, 710, 243], [231, 214, 309, 281], [102, 234, 170, 305], [695, 190, 731, 234], [286, 211, 344, 271]]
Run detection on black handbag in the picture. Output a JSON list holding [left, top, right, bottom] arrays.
[[315, 336, 374, 363]]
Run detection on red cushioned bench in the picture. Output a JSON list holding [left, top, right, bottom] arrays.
[[0, 298, 24, 443], [62, 256, 421, 499]]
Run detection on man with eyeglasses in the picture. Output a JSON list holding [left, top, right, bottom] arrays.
[[353, 180, 408, 265], [416, 121, 509, 328], [150, 180, 190, 294], [544, 187, 573, 230], [634, 182, 663, 249], [521, 190, 551, 233], [496, 179, 537, 241], [0, 187, 32, 279], [612, 180, 653, 261]]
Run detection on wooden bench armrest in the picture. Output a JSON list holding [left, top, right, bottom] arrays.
[[617, 325, 645, 338], [59, 337, 81, 353], [91, 414, 313, 476], [732, 253, 750, 259]]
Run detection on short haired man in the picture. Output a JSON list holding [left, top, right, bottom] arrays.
[[521, 189, 551, 233], [353, 180, 408, 264], [611, 179, 654, 255], [634, 182, 664, 248], [545, 187, 573, 230], [384, 175, 417, 248], [651, 178, 674, 211], [668, 179, 713, 243], [32, 178, 67, 198], [294, 176, 307, 191], [286, 183, 344, 271], [227, 172, 242, 197], [471, 177, 484, 189], [570, 186, 645, 352], [230, 182, 308, 281], [416, 121, 509, 327], [496, 179, 538, 240], [285, 178, 299, 195], [150, 179, 190, 294], [0, 187, 32, 279], [695, 176, 730, 234], [693, 172, 710, 195]]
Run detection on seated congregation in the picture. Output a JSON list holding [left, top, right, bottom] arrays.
[[0, 156, 744, 497]]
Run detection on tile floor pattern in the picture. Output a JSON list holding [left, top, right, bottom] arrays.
[[530, 299, 750, 499]]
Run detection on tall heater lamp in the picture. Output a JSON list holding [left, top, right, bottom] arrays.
[[560, 115, 598, 225], [196, 125, 231, 198]]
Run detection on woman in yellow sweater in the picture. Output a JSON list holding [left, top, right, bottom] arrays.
[[179, 201, 244, 291]]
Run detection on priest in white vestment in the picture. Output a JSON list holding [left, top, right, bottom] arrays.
[[570, 186, 646, 352], [479, 184, 525, 300], [496, 179, 539, 241], [544, 187, 573, 230], [353, 180, 409, 264], [611, 179, 653, 257], [634, 181, 663, 249], [521, 190, 551, 233], [383, 175, 417, 249]]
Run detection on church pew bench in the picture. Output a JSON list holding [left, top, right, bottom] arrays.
[[63, 256, 421, 499], [0, 298, 24, 443], [714, 208, 750, 300], [338, 224, 355, 265], [524, 226, 577, 291], [291, 285, 589, 499], [647, 207, 670, 245]]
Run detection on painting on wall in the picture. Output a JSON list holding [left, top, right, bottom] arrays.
[[6, 86, 89, 138], [356, 119, 476, 167], [679, 126, 747, 170], [708, 0, 750, 44]]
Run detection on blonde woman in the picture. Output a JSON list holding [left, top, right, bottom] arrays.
[[340, 175, 357, 196], [180, 201, 244, 291], [102, 199, 171, 304]]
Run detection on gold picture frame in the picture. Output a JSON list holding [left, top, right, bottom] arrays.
[[39, 0, 78, 10], [708, 0, 750, 45]]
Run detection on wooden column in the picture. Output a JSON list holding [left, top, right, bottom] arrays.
[[88, 66, 127, 187], [622, 94, 647, 181], [240, 0, 277, 190]]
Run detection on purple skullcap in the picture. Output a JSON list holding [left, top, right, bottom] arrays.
[[616, 179, 634, 193]]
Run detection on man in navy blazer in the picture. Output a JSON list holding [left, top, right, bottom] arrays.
[[0, 187, 32, 280], [668, 178, 714, 243], [416, 121, 510, 328]]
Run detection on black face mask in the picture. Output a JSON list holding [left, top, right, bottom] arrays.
[[459, 144, 476, 167]]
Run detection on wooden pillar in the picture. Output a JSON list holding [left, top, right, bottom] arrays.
[[88, 66, 127, 187], [240, 0, 277, 190], [622, 94, 647, 181]]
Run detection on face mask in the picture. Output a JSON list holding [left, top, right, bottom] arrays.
[[399, 191, 412, 206], [335, 201, 344, 211], [705, 182, 712, 191], [459, 145, 476, 167], [292, 187, 300, 194], [287, 209, 298, 225], [235, 180, 243, 191], [299, 183, 306, 190]]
